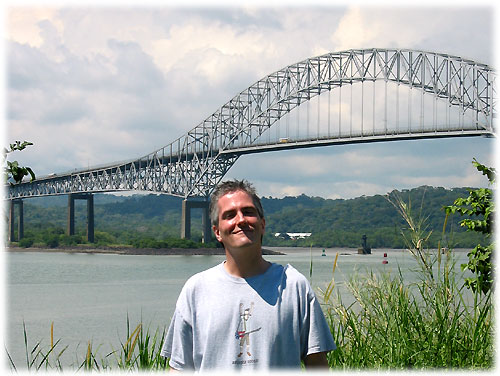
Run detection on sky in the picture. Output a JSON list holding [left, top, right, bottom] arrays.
[[3, 1, 498, 200]]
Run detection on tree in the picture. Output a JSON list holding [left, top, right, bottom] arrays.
[[3, 140, 35, 185], [445, 159, 494, 295]]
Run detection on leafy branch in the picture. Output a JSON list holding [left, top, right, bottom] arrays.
[[3, 140, 36, 185], [445, 159, 494, 295]]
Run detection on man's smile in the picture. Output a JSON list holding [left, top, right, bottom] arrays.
[[233, 228, 254, 236]]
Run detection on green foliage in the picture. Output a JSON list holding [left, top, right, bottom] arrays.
[[459, 244, 493, 294], [129, 236, 217, 249], [3, 140, 36, 185], [324, 267, 493, 369], [45, 234, 60, 248], [58, 234, 84, 246], [109, 316, 168, 371], [131, 237, 168, 249], [8, 186, 488, 249], [262, 186, 485, 248], [94, 231, 117, 246], [445, 159, 494, 294], [321, 189, 494, 370], [18, 237, 34, 248]]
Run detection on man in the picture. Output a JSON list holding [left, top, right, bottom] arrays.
[[161, 180, 335, 371]]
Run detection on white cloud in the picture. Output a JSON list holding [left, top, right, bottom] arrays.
[[151, 20, 266, 75], [4, 5, 496, 198], [7, 8, 63, 48], [248, 176, 392, 200], [401, 159, 495, 188], [331, 6, 494, 64], [330, 7, 369, 50]]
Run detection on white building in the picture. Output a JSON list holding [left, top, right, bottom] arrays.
[[274, 232, 312, 240]]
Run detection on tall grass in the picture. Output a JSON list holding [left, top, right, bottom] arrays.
[[319, 193, 494, 369], [6, 318, 169, 371]]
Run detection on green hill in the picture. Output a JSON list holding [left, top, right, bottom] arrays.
[[7, 186, 487, 249]]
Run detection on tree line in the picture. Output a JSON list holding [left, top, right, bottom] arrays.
[[6, 185, 487, 249]]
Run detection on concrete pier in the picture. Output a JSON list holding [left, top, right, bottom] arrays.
[[181, 199, 211, 243], [67, 193, 95, 243], [8, 199, 24, 242]]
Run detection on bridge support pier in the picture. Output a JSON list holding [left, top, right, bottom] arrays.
[[181, 199, 211, 243], [8, 199, 24, 242], [67, 193, 95, 243]]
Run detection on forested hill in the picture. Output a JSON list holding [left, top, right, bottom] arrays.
[[14, 186, 486, 249], [262, 186, 486, 248]]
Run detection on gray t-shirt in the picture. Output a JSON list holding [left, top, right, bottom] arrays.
[[161, 262, 336, 371]]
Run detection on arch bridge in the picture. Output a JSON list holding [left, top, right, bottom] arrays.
[[6, 48, 496, 242]]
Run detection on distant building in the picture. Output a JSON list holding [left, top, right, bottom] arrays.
[[274, 232, 312, 240]]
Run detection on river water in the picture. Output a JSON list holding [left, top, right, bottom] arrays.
[[4, 247, 470, 369]]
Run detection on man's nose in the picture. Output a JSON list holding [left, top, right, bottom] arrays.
[[235, 211, 248, 224]]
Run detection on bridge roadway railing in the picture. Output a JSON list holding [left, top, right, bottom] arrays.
[[6, 48, 496, 200]]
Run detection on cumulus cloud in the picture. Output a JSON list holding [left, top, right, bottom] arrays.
[[331, 6, 493, 64], [5, 5, 495, 197], [7, 8, 63, 48]]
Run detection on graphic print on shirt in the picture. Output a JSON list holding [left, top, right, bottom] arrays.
[[234, 302, 261, 359]]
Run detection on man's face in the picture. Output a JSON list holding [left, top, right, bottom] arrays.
[[213, 190, 265, 251]]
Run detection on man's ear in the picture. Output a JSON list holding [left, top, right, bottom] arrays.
[[213, 225, 222, 242]]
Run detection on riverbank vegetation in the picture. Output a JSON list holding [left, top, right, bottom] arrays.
[[322, 160, 494, 369], [7, 185, 487, 250], [6, 162, 494, 371]]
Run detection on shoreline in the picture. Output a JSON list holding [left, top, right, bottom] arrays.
[[5, 245, 286, 256]]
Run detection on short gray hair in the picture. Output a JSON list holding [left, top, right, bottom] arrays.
[[209, 179, 264, 226]]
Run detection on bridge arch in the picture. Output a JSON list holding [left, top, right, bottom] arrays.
[[7, 48, 496, 201]]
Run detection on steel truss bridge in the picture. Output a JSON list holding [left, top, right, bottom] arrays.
[[7, 48, 496, 201]]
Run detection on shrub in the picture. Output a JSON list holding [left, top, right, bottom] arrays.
[[94, 231, 117, 246], [44, 234, 59, 248], [59, 234, 82, 246], [18, 237, 34, 248]]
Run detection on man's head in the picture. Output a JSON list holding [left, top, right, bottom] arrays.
[[210, 180, 265, 250], [210, 179, 264, 226]]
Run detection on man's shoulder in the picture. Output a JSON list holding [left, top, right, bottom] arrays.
[[182, 262, 224, 290], [281, 263, 313, 291], [283, 263, 307, 280], [174, 264, 225, 314]]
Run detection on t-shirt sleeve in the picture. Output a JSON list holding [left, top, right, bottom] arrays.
[[161, 309, 195, 370], [302, 284, 337, 357]]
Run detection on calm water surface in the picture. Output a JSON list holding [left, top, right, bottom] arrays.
[[5, 247, 469, 369]]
